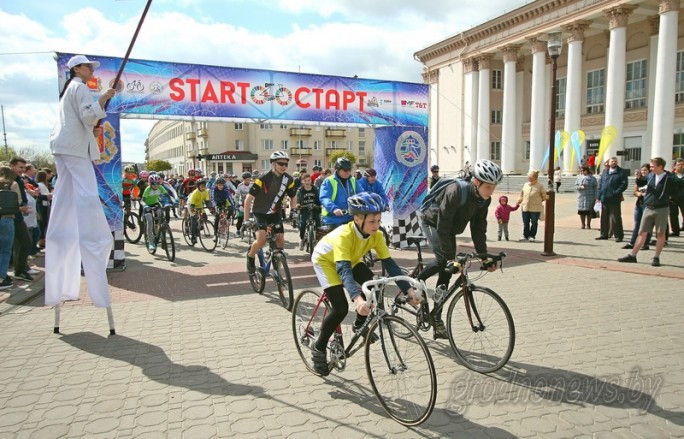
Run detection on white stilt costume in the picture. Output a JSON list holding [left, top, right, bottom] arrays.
[[45, 55, 117, 334]]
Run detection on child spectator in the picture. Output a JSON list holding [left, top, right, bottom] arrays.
[[494, 195, 519, 241]]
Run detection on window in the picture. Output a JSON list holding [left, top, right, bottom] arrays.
[[492, 70, 503, 90], [262, 139, 273, 150], [260, 123, 273, 130], [295, 139, 307, 148], [281, 140, 289, 149], [314, 140, 322, 150], [261, 160, 270, 170], [525, 141, 530, 160], [586, 69, 606, 114], [359, 128, 366, 138], [314, 159, 322, 167], [235, 123, 244, 130], [347, 141, 354, 151], [625, 59, 647, 109], [555, 77, 566, 119], [673, 133, 684, 160], [280, 124, 288, 129], [235, 139, 244, 151], [624, 136, 642, 162], [676, 51, 684, 103], [490, 141, 501, 161], [491, 110, 502, 125], [329, 141, 337, 149], [359, 141, 366, 155]]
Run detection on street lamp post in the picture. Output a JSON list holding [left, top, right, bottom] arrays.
[[543, 32, 562, 257]]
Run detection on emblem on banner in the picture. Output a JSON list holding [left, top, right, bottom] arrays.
[[395, 131, 426, 167]]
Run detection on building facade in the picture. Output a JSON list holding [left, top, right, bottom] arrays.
[[415, 0, 684, 175], [145, 120, 375, 176]]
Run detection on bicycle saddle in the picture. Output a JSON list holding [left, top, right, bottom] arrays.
[[406, 236, 426, 246]]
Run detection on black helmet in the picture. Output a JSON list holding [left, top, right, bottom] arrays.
[[241, 172, 251, 179], [215, 177, 226, 185], [335, 157, 352, 171]]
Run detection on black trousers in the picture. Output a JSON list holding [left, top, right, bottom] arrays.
[[669, 199, 684, 235], [12, 219, 31, 274], [599, 202, 623, 240]]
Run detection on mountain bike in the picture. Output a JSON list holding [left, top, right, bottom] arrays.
[[215, 204, 234, 250], [142, 204, 175, 262], [292, 276, 436, 426], [123, 199, 142, 244], [247, 223, 294, 311], [389, 238, 514, 373], [182, 206, 217, 252], [301, 205, 320, 255]]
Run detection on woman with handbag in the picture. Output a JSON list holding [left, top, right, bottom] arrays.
[[517, 169, 546, 242], [574, 165, 598, 229]]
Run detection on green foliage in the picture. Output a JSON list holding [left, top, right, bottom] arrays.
[[328, 150, 357, 168], [146, 159, 173, 172], [0, 146, 55, 170]]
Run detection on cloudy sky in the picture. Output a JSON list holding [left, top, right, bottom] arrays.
[[0, 0, 530, 162]]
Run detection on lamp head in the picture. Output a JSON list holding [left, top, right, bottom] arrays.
[[547, 32, 562, 58]]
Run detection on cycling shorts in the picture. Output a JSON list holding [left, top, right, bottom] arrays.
[[253, 213, 284, 234]]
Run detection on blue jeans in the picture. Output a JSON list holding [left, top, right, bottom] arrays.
[[522, 211, 540, 239], [629, 203, 652, 247], [0, 218, 15, 278]]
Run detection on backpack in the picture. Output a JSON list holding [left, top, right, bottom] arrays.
[[0, 188, 20, 216], [419, 178, 469, 213]]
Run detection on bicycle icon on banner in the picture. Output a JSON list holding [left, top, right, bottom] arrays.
[[250, 82, 293, 106], [127, 80, 144, 92]]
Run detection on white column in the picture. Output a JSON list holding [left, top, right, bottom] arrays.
[[603, 6, 635, 162], [463, 58, 479, 164], [501, 45, 520, 173], [644, 16, 660, 162], [529, 38, 547, 171], [563, 22, 589, 174], [476, 54, 492, 161], [651, 0, 680, 161]]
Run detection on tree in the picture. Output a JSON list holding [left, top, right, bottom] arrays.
[[0, 147, 55, 170], [146, 159, 172, 172], [328, 150, 357, 168]]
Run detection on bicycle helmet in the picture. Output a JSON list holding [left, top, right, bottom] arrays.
[[430, 164, 439, 172], [472, 159, 503, 185], [148, 174, 161, 185], [241, 172, 251, 179], [124, 165, 136, 173], [215, 177, 226, 185], [334, 157, 352, 171], [158, 172, 165, 180], [188, 170, 196, 176], [139, 170, 149, 179], [195, 168, 203, 175], [167, 178, 177, 186], [252, 171, 260, 178], [312, 165, 322, 172], [293, 171, 300, 178], [364, 168, 377, 177], [347, 192, 387, 215], [196, 178, 208, 187], [269, 150, 289, 162]]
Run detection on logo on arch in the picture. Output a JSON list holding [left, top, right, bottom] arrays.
[[395, 131, 426, 167]]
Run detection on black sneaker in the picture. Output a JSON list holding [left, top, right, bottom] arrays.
[[14, 272, 34, 282], [246, 254, 256, 274], [651, 257, 661, 267], [621, 244, 633, 249], [617, 254, 637, 263], [595, 236, 609, 240], [0, 277, 12, 290], [353, 321, 379, 343], [641, 245, 650, 250], [311, 346, 330, 376], [433, 320, 449, 340]]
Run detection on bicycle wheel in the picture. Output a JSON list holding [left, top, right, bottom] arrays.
[[143, 222, 157, 255], [199, 220, 217, 252], [250, 267, 266, 294], [124, 211, 143, 244], [292, 290, 331, 376], [382, 295, 423, 339], [218, 218, 229, 249], [446, 286, 515, 374], [365, 315, 437, 426], [161, 225, 175, 262], [182, 217, 194, 246], [272, 253, 294, 311], [306, 225, 316, 255]]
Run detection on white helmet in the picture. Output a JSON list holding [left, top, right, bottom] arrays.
[[269, 151, 289, 162], [472, 159, 503, 185]]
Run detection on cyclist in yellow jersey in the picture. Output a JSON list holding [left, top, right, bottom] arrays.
[[187, 179, 211, 244], [310, 192, 421, 376]]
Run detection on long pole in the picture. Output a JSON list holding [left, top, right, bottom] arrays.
[[1, 105, 8, 158], [542, 54, 558, 256], [100, 0, 154, 115]]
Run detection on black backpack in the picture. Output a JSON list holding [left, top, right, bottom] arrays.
[[419, 178, 469, 213], [0, 188, 20, 216]]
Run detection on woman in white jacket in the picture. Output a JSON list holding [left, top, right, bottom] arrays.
[[45, 55, 116, 308]]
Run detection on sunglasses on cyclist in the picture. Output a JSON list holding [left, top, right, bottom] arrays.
[[275, 162, 288, 167]]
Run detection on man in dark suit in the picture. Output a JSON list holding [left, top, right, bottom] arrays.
[[596, 156, 629, 242]]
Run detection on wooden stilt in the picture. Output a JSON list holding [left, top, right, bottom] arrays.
[[53, 304, 61, 334], [106, 306, 116, 335]]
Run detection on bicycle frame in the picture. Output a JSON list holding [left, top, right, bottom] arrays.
[[256, 226, 279, 276]]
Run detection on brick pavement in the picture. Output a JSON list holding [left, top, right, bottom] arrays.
[[0, 193, 683, 438]]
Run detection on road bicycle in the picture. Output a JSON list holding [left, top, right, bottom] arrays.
[[142, 204, 175, 262], [181, 206, 217, 252], [389, 236, 515, 373], [247, 223, 294, 311], [123, 199, 142, 244], [215, 204, 234, 250], [292, 276, 436, 426], [300, 205, 320, 255]]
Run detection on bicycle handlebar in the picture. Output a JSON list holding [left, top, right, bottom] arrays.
[[361, 276, 427, 302], [446, 251, 507, 274]]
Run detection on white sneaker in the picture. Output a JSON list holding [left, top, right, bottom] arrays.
[[27, 268, 39, 275], [529, 237, 535, 242]]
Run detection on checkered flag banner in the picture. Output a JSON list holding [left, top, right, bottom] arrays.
[[391, 210, 424, 249], [108, 229, 126, 271]]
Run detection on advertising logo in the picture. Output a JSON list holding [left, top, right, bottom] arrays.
[[149, 81, 162, 94], [395, 130, 426, 167]]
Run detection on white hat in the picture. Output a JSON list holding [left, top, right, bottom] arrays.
[[66, 55, 100, 69]]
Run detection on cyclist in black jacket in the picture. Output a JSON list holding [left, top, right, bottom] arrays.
[[418, 159, 503, 339]]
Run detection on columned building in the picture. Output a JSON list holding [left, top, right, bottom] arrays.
[[145, 121, 375, 176], [415, 0, 684, 175]]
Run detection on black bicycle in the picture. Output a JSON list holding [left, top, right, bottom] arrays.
[[389, 237, 515, 373], [301, 205, 320, 255], [123, 199, 142, 244], [247, 223, 294, 311], [142, 204, 175, 262]]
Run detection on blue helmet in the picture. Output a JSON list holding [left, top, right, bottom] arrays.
[[347, 192, 387, 215]]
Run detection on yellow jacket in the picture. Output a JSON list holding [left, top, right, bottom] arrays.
[[517, 181, 546, 213], [188, 188, 210, 208]]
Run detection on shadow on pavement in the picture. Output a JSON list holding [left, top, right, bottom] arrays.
[[60, 332, 264, 396]]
